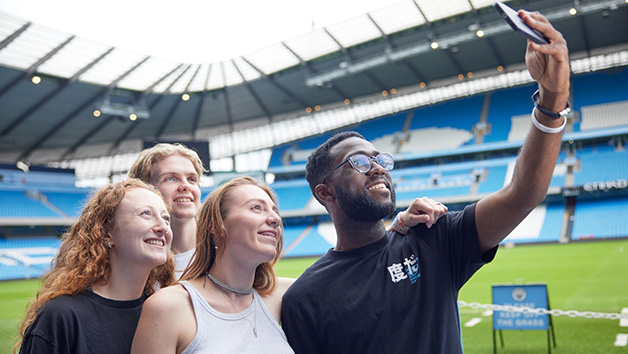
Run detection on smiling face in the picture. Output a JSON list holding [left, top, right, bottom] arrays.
[[327, 137, 396, 222], [221, 184, 282, 266], [149, 154, 201, 222], [107, 187, 172, 269]]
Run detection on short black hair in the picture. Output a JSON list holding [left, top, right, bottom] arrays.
[[305, 131, 365, 203]]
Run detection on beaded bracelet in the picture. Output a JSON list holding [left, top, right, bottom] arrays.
[[389, 212, 410, 235]]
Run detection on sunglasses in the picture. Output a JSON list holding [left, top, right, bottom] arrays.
[[321, 153, 394, 184]]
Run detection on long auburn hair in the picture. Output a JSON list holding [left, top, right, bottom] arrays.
[[15, 179, 175, 352], [180, 176, 283, 296]]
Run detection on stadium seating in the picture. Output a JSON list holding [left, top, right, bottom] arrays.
[[2, 69, 627, 277], [571, 197, 628, 240], [573, 146, 628, 185], [283, 221, 335, 257], [41, 191, 91, 218], [0, 190, 60, 218], [484, 85, 535, 143], [0, 237, 60, 281], [501, 203, 565, 244], [580, 101, 628, 131], [272, 180, 312, 211]]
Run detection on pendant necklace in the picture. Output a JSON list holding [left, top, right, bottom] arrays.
[[207, 272, 257, 337]]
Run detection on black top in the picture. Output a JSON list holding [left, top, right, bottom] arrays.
[[20, 290, 146, 354], [281, 204, 497, 354]]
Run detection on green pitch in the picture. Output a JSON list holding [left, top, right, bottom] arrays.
[[1, 239, 627, 353], [0, 278, 41, 353]]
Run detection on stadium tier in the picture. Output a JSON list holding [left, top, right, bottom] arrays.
[[1, 69, 627, 280], [0, 190, 60, 218], [572, 197, 628, 240], [573, 145, 628, 185], [0, 237, 60, 281]]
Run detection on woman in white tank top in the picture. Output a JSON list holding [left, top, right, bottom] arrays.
[[132, 176, 294, 354]]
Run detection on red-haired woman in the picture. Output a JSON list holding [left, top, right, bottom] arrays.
[[16, 179, 174, 354]]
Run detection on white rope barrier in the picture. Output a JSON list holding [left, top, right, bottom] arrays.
[[458, 300, 628, 320]]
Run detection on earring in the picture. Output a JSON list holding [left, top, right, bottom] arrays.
[[106, 241, 112, 249]]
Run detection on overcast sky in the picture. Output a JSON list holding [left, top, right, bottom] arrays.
[[0, 0, 392, 63]]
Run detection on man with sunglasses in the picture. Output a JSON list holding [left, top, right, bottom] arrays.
[[281, 10, 569, 354]]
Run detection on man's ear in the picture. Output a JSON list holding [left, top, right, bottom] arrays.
[[315, 184, 336, 203]]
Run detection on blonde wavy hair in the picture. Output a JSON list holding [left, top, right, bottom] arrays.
[[128, 142, 205, 182], [180, 176, 283, 296], [14, 179, 175, 352]]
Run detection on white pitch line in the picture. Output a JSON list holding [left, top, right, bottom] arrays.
[[614, 334, 628, 347], [620, 308, 628, 327], [482, 310, 493, 317], [464, 318, 482, 327]]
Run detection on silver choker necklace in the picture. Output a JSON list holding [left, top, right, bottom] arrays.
[[207, 272, 253, 295]]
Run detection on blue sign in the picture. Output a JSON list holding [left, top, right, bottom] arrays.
[[492, 284, 549, 330]]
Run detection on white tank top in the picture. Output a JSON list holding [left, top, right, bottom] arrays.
[[180, 281, 294, 354], [174, 248, 196, 280]]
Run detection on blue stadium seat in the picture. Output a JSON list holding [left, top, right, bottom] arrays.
[[572, 197, 628, 240], [573, 147, 628, 185], [0, 237, 61, 280], [0, 190, 60, 218]]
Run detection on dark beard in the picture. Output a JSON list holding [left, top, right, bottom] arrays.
[[336, 185, 396, 222]]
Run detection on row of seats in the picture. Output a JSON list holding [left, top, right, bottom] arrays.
[[269, 69, 628, 168], [274, 145, 628, 212], [573, 146, 628, 185], [572, 197, 628, 240], [0, 189, 89, 218], [279, 196, 628, 258], [1, 196, 625, 280], [1, 143, 619, 219], [0, 237, 60, 281]]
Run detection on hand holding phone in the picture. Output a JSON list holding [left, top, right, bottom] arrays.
[[494, 1, 549, 44]]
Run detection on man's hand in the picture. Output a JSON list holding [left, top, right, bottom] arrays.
[[403, 197, 448, 229], [388, 197, 448, 235], [521, 10, 570, 113]]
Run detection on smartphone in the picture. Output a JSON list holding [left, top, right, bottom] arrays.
[[494, 1, 549, 45]]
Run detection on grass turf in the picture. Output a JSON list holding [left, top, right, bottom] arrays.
[[1, 239, 626, 353], [0, 278, 40, 353]]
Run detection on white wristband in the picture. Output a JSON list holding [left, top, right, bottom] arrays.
[[531, 107, 566, 134]]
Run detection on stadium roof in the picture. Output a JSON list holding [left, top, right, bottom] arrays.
[[0, 0, 627, 168]]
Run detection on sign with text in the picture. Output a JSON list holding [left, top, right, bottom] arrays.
[[492, 283, 549, 330]]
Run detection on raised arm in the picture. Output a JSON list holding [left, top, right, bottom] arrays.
[[475, 10, 570, 252]]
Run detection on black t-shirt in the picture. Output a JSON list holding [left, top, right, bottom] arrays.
[[19, 290, 146, 354], [281, 203, 497, 354]]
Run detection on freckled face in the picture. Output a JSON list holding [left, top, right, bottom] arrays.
[[108, 188, 172, 268]]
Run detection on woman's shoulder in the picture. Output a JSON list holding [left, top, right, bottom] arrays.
[[276, 277, 296, 295], [146, 283, 189, 307], [42, 292, 89, 310], [32, 293, 92, 325]]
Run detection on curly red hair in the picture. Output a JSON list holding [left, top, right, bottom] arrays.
[[14, 179, 175, 352]]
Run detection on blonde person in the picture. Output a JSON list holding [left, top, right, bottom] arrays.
[[129, 173, 447, 354], [129, 143, 204, 279], [132, 176, 294, 353], [15, 179, 174, 354]]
